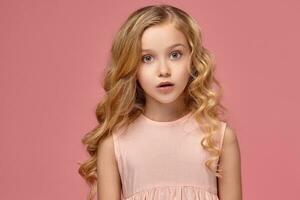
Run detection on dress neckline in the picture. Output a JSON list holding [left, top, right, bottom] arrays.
[[140, 111, 193, 126]]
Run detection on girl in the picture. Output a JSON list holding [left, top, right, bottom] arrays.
[[79, 4, 242, 200]]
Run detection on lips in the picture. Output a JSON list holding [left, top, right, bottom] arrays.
[[157, 83, 174, 93], [157, 81, 174, 87]]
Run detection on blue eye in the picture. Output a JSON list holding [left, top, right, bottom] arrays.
[[170, 50, 183, 59], [141, 50, 183, 63], [142, 55, 153, 63]]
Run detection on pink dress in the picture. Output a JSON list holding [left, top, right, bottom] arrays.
[[112, 111, 227, 200]]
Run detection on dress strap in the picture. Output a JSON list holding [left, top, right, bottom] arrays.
[[112, 127, 126, 183], [219, 122, 227, 150]]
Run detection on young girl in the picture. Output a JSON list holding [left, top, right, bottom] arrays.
[[79, 4, 242, 200]]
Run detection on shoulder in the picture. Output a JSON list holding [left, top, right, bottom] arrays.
[[217, 123, 243, 199], [223, 123, 239, 148], [219, 122, 241, 170], [97, 133, 122, 199], [97, 134, 116, 163], [98, 126, 124, 154], [98, 126, 125, 164], [214, 121, 238, 151], [98, 134, 114, 149]]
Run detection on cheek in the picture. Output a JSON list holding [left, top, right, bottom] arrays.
[[176, 64, 190, 80], [137, 69, 151, 89]]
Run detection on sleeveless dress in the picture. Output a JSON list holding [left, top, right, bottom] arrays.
[[112, 111, 227, 200]]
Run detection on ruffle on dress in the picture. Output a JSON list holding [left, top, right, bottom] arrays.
[[122, 185, 219, 200]]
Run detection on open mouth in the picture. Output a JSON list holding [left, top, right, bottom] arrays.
[[157, 84, 174, 93], [158, 83, 174, 87]]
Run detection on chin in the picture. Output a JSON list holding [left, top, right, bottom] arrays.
[[155, 94, 182, 104]]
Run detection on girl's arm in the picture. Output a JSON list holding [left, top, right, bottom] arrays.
[[97, 134, 122, 200], [217, 125, 243, 200]]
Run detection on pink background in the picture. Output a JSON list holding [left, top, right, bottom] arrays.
[[1, 0, 299, 199]]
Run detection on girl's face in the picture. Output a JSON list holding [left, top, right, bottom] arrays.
[[137, 22, 192, 106]]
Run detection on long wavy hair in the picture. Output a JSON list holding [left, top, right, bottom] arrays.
[[78, 4, 228, 200]]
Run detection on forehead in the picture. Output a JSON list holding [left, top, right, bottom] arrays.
[[141, 23, 188, 51]]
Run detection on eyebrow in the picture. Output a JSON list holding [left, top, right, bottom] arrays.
[[141, 43, 186, 52]]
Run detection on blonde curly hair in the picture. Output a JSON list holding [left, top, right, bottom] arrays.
[[78, 4, 228, 200]]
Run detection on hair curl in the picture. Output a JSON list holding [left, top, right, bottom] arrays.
[[78, 4, 228, 200]]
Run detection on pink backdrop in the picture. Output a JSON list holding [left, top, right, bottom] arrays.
[[1, 0, 299, 199]]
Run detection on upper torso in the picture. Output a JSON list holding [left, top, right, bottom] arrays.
[[112, 111, 226, 200]]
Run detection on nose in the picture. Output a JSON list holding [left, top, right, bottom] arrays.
[[158, 59, 171, 77]]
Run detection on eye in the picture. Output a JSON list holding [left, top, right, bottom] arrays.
[[141, 50, 183, 63], [170, 50, 183, 60], [141, 55, 153, 63]]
